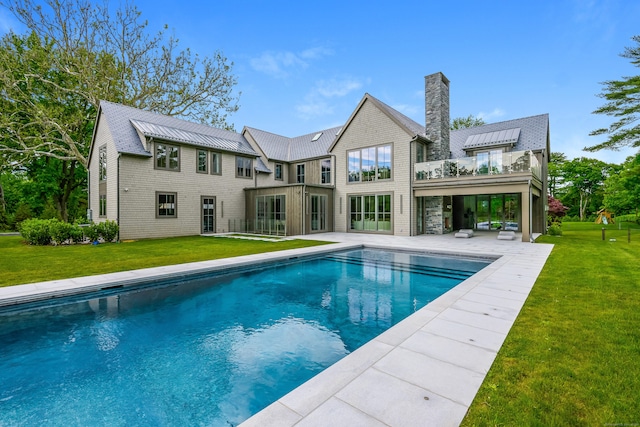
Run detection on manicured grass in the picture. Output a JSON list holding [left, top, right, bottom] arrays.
[[0, 235, 332, 287], [463, 222, 640, 425]]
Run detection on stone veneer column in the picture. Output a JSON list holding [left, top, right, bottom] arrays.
[[425, 196, 444, 234], [425, 72, 450, 161]]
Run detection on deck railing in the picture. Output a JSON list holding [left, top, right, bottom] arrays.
[[227, 219, 287, 236], [414, 150, 541, 181]]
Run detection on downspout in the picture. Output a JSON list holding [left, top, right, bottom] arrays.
[[528, 178, 533, 243], [87, 170, 91, 221], [117, 153, 121, 242], [409, 139, 413, 236], [302, 185, 306, 235]]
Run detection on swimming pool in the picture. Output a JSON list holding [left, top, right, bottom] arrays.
[[0, 248, 490, 426]]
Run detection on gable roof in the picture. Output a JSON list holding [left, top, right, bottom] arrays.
[[450, 114, 549, 158], [329, 93, 427, 152], [244, 125, 342, 162], [97, 100, 257, 157]]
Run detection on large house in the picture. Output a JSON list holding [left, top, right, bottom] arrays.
[[87, 72, 549, 242]]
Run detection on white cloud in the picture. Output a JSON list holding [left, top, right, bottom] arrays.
[[477, 108, 506, 121], [295, 101, 334, 120], [315, 78, 363, 98], [300, 47, 334, 59], [295, 77, 365, 120], [249, 47, 333, 78]]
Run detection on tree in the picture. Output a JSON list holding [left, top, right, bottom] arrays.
[[560, 157, 616, 220], [603, 153, 640, 218], [587, 35, 640, 152], [0, 0, 239, 219], [548, 152, 567, 198], [450, 115, 485, 130]]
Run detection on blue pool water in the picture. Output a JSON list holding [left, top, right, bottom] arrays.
[[0, 248, 489, 426]]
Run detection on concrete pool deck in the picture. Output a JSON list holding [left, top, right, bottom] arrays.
[[241, 232, 553, 427], [0, 232, 553, 426]]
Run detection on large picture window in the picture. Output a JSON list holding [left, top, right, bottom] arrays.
[[156, 143, 180, 171], [236, 156, 253, 178], [156, 192, 177, 218], [347, 144, 392, 183], [349, 194, 392, 233]]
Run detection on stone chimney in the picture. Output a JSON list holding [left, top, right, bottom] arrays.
[[425, 72, 450, 161]]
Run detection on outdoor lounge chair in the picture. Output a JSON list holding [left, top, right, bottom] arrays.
[[455, 229, 474, 238]]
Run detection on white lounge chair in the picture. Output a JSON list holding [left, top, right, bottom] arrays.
[[455, 229, 474, 238], [497, 230, 516, 240]]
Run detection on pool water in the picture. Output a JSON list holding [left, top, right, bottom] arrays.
[[0, 249, 489, 426]]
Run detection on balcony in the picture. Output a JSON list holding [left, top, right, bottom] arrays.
[[414, 150, 541, 182]]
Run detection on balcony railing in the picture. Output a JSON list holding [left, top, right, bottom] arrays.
[[414, 150, 540, 181]]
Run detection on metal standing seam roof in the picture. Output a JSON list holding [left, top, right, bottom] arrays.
[[130, 119, 258, 156], [450, 114, 549, 159], [463, 128, 521, 150], [97, 100, 257, 158]]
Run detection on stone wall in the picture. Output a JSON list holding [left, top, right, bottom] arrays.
[[424, 196, 444, 234], [425, 72, 450, 161]]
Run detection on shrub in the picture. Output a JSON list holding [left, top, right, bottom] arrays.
[[97, 220, 119, 243], [84, 223, 101, 242], [69, 224, 85, 243], [548, 223, 563, 236], [50, 220, 75, 245], [20, 218, 53, 245]]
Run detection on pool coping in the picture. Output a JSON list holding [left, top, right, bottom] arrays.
[[0, 233, 553, 426], [240, 233, 553, 427]]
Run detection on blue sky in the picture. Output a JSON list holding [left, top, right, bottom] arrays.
[[2, 0, 639, 163]]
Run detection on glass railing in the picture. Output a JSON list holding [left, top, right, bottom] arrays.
[[414, 150, 540, 181]]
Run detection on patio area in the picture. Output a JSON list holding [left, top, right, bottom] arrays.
[[240, 232, 553, 426]]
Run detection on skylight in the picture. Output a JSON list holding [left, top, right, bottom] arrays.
[[311, 132, 322, 142]]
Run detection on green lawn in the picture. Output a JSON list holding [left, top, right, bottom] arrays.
[[463, 222, 640, 426], [0, 235, 332, 287]]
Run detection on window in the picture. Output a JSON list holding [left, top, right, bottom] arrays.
[[321, 159, 331, 184], [99, 194, 106, 217], [197, 150, 207, 173], [348, 151, 360, 182], [236, 156, 252, 178], [156, 143, 180, 171], [347, 144, 392, 183], [156, 192, 177, 218], [296, 164, 305, 183], [211, 152, 221, 175], [311, 195, 327, 231], [255, 195, 286, 235], [349, 194, 392, 233], [98, 145, 107, 181], [275, 163, 283, 181]]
